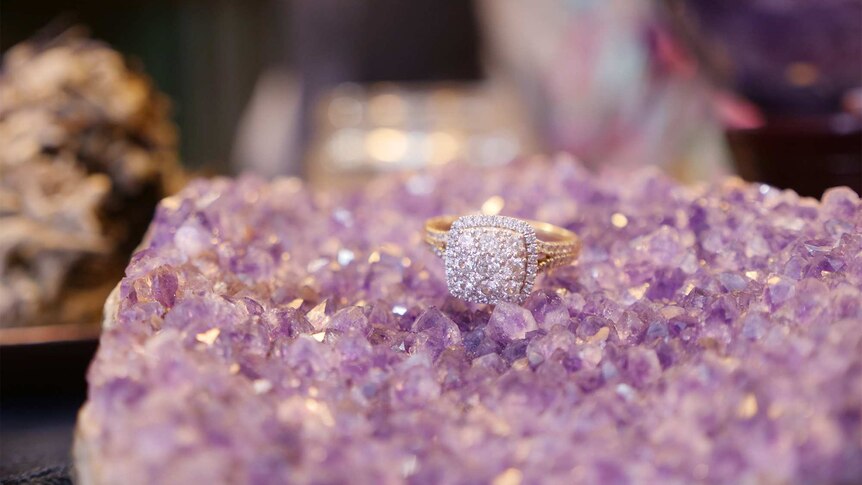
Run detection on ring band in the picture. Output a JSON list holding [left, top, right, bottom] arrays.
[[425, 214, 580, 304]]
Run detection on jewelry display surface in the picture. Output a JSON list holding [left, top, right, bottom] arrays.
[[76, 157, 862, 484]]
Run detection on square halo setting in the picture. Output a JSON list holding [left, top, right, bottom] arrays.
[[444, 215, 538, 304]]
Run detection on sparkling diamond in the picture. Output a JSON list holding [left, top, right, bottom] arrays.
[[444, 215, 538, 304]]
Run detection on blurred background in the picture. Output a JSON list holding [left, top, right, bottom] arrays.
[[1, 0, 860, 482], [2, 0, 486, 175], [4, 0, 861, 183]]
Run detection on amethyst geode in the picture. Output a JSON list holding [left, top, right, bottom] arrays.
[[77, 157, 862, 484]]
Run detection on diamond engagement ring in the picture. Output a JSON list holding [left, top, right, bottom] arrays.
[[425, 215, 581, 304]]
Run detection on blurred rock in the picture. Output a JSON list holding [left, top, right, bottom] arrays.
[[0, 29, 183, 327]]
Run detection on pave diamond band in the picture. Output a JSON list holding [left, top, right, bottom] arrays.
[[425, 215, 580, 304]]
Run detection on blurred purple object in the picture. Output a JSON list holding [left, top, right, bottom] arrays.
[[669, 0, 862, 197], [671, 0, 862, 116]]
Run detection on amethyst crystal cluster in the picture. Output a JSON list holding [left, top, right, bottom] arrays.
[[78, 157, 862, 484]]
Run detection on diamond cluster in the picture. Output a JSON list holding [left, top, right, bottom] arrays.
[[444, 215, 538, 304]]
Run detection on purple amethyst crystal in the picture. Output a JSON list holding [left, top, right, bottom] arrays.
[[77, 158, 862, 484], [487, 302, 539, 343]]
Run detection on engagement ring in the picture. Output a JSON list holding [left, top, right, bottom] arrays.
[[425, 214, 580, 304]]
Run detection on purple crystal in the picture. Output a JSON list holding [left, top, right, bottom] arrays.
[[524, 290, 570, 328], [526, 325, 576, 366], [410, 308, 461, 358], [150, 268, 179, 308], [487, 302, 539, 343], [624, 347, 662, 387], [78, 159, 862, 484]]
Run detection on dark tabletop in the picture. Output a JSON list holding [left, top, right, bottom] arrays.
[[1, 340, 97, 484]]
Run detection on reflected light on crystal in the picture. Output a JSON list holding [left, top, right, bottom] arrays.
[[311, 331, 326, 342], [737, 393, 759, 418], [307, 258, 328, 273], [401, 455, 418, 478], [683, 282, 696, 295], [195, 328, 220, 345], [616, 383, 635, 401], [253, 379, 273, 394], [306, 301, 328, 330], [611, 212, 629, 228], [588, 326, 610, 344], [305, 399, 335, 426], [366, 128, 409, 163], [492, 467, 523, 485], [161, 195, 183, 211], [333, 208, 353, 227], [660, 306, 684, 319], [287, 298, 303, 309], [629, 283, 649, 300], [337, 249, 355, 266]]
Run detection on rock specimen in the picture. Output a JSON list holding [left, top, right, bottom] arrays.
[[0, 30, 181, 327], [77, 157, 861, 484]]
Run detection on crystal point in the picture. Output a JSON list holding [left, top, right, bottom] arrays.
[[487, 302, 539, 342]]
